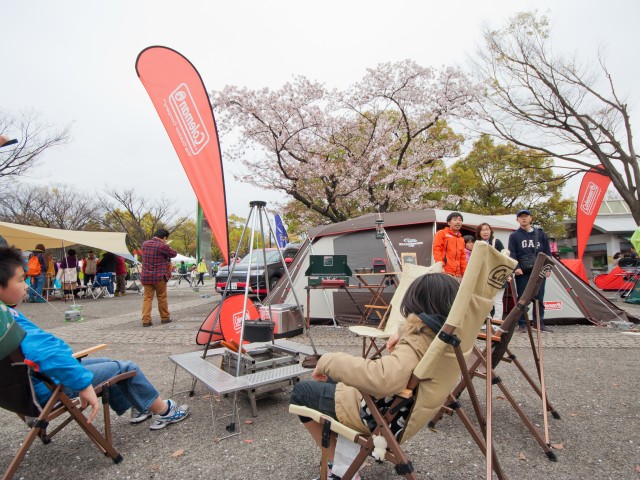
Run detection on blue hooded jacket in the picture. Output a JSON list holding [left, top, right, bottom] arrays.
[[10, 307, 93, 405]]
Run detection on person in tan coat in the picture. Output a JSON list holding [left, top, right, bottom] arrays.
[[290, 273, 459, 471]]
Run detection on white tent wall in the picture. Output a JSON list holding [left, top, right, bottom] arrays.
[[273, 210, 513, 322], [270, 209, 638, 324], [541, 275, 585, 320]]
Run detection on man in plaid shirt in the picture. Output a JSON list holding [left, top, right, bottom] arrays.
[[140, 229, 177, 327]]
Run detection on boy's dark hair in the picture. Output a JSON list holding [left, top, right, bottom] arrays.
[[463, 235, 475, 244], [154, 229, 170, 239], [400, 273, 459, 319], [67, 249, 76, 256], [0, 246, 25, 288], [446, 212, 463, 223]]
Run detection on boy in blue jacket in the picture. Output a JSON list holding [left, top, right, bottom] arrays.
[[508, 210, 553, 333], [0, 246, 190, 430]]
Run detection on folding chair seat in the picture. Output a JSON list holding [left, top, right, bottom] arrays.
[[290, 242, 518, 479], [348, 263, 442, 358], [92, 273, 114, 299], [0, 345, 136, 479]]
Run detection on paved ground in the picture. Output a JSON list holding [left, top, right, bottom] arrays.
[[1, 280, 640, 479]]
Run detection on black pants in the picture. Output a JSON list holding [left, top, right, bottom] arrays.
[[84, 274, 95, 287], [197, 273, 205, 285], [290, 379, 338, 423]]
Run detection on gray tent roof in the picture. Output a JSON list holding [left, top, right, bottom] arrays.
[[308, 208, 518, 238]]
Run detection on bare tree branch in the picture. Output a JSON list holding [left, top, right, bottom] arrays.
[[474, 12, 640, 222]]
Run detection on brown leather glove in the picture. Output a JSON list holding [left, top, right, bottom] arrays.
[[302, 354, 322, 369]]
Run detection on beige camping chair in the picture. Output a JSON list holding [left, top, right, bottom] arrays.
[[290, 242, 518, 479], [348, 263, 442, 358], [428, 252, 560, 462]]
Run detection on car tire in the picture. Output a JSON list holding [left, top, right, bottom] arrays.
[[269, 277, 280, 291]]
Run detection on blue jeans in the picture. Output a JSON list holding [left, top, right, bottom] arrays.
[[79, 357, 160, 415], [28, 273, 46, 301], [515, 273, 546, 328]]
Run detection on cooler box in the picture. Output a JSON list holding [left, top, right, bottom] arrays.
[[258, 304, 304, 338], [372, 258, 387, 273]]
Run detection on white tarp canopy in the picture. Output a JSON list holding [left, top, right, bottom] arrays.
[[171, 253, 197, 264], [0, 221, 135, 261]]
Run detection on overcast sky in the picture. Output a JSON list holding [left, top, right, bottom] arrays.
[[2, 0, 638, 222]]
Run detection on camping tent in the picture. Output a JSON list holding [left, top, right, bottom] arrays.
[[171, 254, 197, 265], [0, 221, 135, 261], [269, 209, 516, 322], [269, 209, 638, 325]]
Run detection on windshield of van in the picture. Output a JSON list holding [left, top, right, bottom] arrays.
[[239, 250, 281, 266]]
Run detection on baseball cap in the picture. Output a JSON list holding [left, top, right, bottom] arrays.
[[516, 209, 532, 217]]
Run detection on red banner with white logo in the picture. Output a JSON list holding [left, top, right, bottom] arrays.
[[135, 46, 229, 263], [576, 166, 610, 259]]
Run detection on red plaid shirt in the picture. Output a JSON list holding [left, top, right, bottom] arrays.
[[140, 237, 177, 284]]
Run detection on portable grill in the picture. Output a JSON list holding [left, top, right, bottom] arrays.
[[305, 255, 352, 287]]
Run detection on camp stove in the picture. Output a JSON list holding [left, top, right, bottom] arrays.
[[221, 343, 304, 376], [305, 255, 352, 287]]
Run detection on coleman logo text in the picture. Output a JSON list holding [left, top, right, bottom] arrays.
[[169, 83, 210, 155], [579, 182, 600, 215]]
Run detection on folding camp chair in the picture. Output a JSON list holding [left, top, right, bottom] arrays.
[[0, 344, 136, 479], [290, 242, 518, 479], [348, 263, 442, 359], [92, 273, 115, 299], [428, 252, 560, 462], [616, 257, 640, 298]]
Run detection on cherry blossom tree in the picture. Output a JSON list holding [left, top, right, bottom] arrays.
[[214, 60, 477, 223]]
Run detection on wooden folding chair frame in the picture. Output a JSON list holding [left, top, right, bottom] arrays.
[[291, 244, 516, 479], [2, 345, 136, 480], [429, 253, 561, 464], [302, 320, 511, 480]]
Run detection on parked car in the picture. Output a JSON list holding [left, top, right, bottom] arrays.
[[215, 244, 300, 298]]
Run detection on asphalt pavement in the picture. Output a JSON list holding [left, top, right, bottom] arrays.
[[1, 280, 639, 479]]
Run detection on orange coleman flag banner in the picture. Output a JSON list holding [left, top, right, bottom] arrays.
[[135, 46, 229, 263], [576, 166, 611, 260]]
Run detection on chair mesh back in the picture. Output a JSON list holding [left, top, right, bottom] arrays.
[[0, 350, 42, 417]]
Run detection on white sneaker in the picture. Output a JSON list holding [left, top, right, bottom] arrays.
[[130, 407, 152, 424], [149, 399, 190, 430]]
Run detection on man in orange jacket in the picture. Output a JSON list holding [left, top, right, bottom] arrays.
[[432, 212, 467, 280]]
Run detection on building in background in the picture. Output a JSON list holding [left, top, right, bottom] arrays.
[[560, 200, 637, 275]]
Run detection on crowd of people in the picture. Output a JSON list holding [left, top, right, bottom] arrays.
[[21, 237, 213, 305]]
